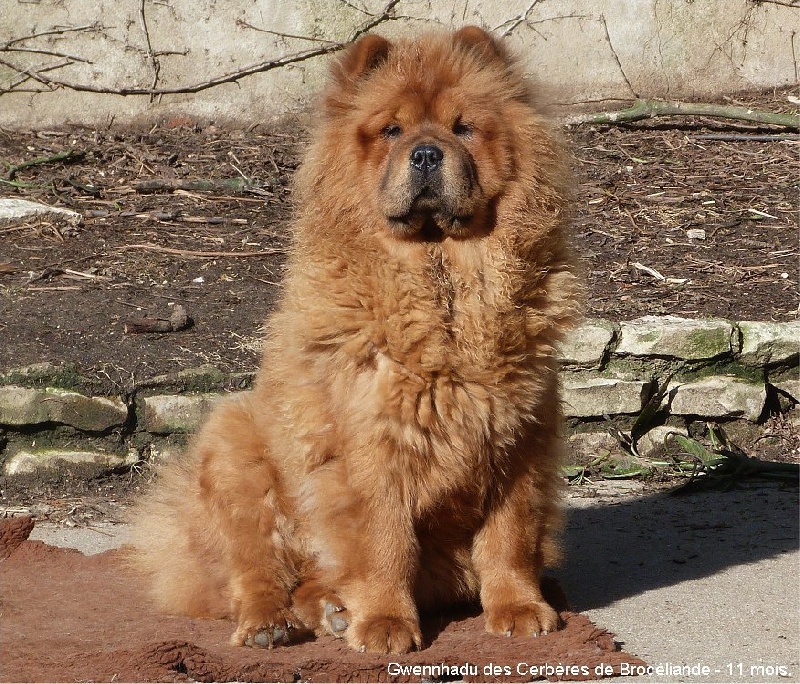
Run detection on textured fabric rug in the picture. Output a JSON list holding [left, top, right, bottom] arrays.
[[0, 517, 645, 682]]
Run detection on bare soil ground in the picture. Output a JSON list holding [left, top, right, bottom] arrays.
[[0, 90, 797, 397]]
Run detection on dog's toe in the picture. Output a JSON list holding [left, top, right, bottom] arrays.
[[324, 601, 350, 637], [485, 601, 561, 638], [233, 608, 302, 648], [245, 625, 289, 648]]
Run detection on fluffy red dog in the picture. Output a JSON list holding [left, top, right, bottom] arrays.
[[130, 26, 580, 655]]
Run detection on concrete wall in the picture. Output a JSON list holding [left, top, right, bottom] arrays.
[[1, 0, 797, 128]]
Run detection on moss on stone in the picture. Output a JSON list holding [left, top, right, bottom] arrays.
[[684, 327, 732, 360], [0, 362, 85, 390]]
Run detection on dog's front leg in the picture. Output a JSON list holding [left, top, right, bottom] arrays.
[[339, 501, 423, 654], [472, 470, 561, 638]]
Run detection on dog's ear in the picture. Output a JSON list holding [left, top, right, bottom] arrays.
[[330, 34, 391, 85], [453, 26, 511, 66], [325, 34, 390, 114]]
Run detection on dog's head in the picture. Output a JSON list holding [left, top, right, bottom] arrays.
[[308, 27, 540, 242]]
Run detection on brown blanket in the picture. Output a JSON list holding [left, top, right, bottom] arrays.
[[0, 517, 644, 682]]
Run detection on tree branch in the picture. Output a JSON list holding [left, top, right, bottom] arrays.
[[1, 46, 93, 63], [495, 0, 542, 38], [0, 23, 105, 49], [0, 0, 400, 97], [752, 0, 800, 7], [138, 0, 160, 99], [599, 13, 637, 98], [565, 99, 800, 129]]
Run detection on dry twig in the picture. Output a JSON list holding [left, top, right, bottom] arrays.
[[6, 149, 83, 180], [121, 243, 283, 258]]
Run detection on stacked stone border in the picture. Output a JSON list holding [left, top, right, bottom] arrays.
[[0, 316, 797, 477]]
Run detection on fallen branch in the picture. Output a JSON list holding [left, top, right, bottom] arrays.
[[132, 178, 264, 194], [124, 304, 191, 334], [566, 99, 800, 129], [6, 149, 83, 180], [121, 243, 283, 258], [693, 133, 800, 141], [88, 210, 249, 225], [753, 0, 800, 7]]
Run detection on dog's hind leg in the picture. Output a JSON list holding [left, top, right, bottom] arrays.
[[195, 395, 306, 647], [131, 394, 305, 648]]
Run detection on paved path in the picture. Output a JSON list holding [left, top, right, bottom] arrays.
[[557, 481, 799, 683]]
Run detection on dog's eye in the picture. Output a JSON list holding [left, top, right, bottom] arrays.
[[452, 119, 473, 138], [382, 124, 402, 140]]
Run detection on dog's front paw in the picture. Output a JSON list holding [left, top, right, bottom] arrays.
[[347, 615, 422, 654], [231, 607, 304, 648], [485, 601, 561, 637]]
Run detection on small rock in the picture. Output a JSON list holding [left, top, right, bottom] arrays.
[[561, 377, 650, 417], [558, 319, 616, 368], [566, 432, 619, 461], [617, 316, 733, 360], [669, 377, 766, 422], [142, 393, 223, 434], [0, 198, 81, 227], [0, 386, 128, 431], [738, 321, 800, 366], [4, 449, 131, 476], [636, 425, 688, 458]]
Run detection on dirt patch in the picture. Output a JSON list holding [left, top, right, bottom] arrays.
[[0, 89, 797, 396], [0, 124, 297, 394], [1, 517, 644, 683]]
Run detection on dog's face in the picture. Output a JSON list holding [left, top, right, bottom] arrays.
[[379, 120, 483, 240], [320, 27, 528, 242]]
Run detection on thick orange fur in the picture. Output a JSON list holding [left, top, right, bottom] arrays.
[[129, 26, 581, 655]]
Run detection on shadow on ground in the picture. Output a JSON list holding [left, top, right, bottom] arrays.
[[558, 482, 798, 611]]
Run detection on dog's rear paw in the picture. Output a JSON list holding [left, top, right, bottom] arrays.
[[231, 609, 304, 648], [485, 601, 561, 637], [348, 615, 422, 654], [324, 600, 350, 637]]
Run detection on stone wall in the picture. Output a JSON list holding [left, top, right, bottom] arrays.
[[1, 316, 797, 478]]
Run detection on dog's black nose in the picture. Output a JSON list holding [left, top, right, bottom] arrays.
[[410, 144, 443, 173]]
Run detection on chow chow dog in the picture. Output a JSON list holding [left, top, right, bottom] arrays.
[[130, 25, 580, 655]]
